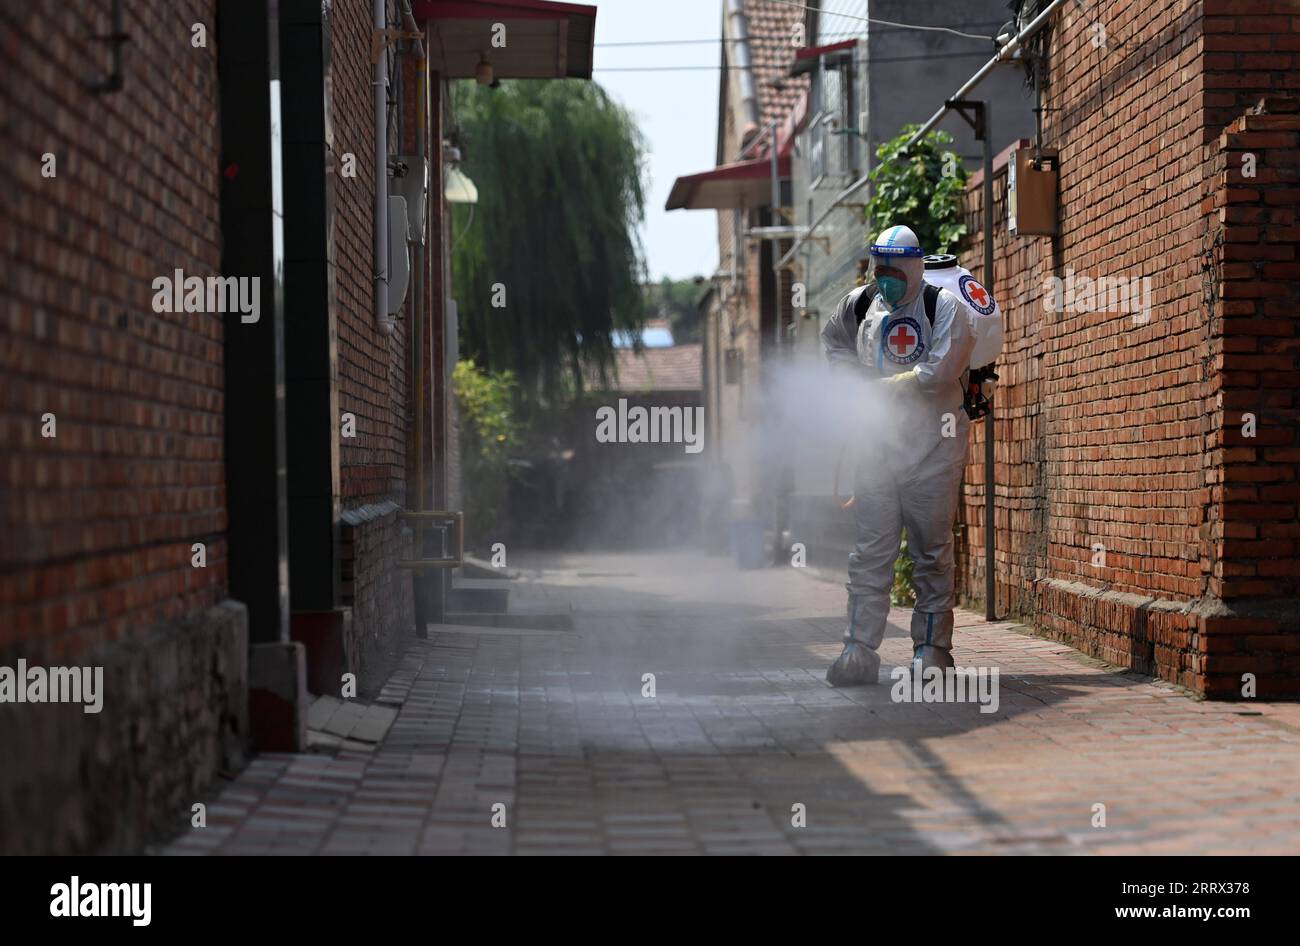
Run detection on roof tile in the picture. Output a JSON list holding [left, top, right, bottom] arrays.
[[745, 0, 812, 130], [591, 344, 703, 393]]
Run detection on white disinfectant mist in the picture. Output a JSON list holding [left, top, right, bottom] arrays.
[[762, 350, 909, 524]]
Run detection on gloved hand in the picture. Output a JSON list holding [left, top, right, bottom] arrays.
[[878, 369, 917, 391]]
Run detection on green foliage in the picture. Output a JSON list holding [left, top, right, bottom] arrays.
[[648, 276, 704, 344], [863, 126, 969, 254], [451, 80, 649, 405], [453, 359, 516, 461], [452, 359, 517, 542], [891, 528, 917, 608]]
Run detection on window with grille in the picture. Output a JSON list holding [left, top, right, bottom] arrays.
[[810, 53, 856, 187]]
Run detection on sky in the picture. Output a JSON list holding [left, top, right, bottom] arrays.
[[591, 0, 723, 283]]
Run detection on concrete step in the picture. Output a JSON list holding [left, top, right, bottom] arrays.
[[443, 610, 574, 632], [447, 577, 510, 613], [305, 695, 398, 751], [458, 554, 515, 580]]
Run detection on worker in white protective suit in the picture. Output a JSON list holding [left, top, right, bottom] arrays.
[[819, 225, 981, 686]]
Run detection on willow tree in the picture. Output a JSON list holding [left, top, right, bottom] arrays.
[[451, 80, 648, 403]]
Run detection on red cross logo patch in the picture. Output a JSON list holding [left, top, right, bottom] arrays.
[[959, 274, 997, 315], [881, 315, 924, 365]]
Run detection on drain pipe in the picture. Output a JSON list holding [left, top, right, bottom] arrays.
[[726, 0, 760, 146], [400, 0, 426, 59], [981, 108, 994, 621], [374, 0, 393, 332]]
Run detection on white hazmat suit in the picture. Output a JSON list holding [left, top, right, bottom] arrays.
[[819, 225, 983, 686]]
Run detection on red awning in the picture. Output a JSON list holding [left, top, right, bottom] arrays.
[[665, 154, 791, 211], [789, 39, 856, 76], [414, 0, 597, 79]]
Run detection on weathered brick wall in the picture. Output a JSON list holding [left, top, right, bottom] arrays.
[[957, 153, 1048, 627], [958, 0, 1300, 696], [329, 0, 412, 672], [1203, 95, 1300, 696], [0, 603, 247, 854], [1203, 1, 1300, 141], [0, 0, 246, 852]]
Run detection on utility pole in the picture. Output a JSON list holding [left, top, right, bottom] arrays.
[[947, 98, 997, 622]]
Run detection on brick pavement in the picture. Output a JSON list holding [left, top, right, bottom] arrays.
[[161, 550, 1300, 855]]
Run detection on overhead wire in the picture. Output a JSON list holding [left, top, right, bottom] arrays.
[[592, 51, 995, 72], [594, 24, 1006, 47], [761, 0, 998, 42]]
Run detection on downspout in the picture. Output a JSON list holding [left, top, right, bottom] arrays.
[[374, 0, 393, 332], [400, 0, 426, 59], [411, 15, 427, 510], [981, 107, 995, 621], [404, 2, 433, 631], [392, 0, 427, 505], [769, 121, 781, 351], [769, 121, 780, 211], [728, 0, 758, 364], [726, 0, 760, 148]]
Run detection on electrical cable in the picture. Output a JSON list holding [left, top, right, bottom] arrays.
[[593, 51, 995, 72], [594, 25, 1007, 47], [762, 0, 997, 42]]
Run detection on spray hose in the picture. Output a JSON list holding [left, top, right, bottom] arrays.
[[832, 444, 855, 510]]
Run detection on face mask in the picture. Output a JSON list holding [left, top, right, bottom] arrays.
[[878, 275, 907, 304]]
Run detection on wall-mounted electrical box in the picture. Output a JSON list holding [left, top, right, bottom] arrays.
[[1008, 145, 1059, 237], [393, 155, 428, 244], [388, 195, 410, 314]]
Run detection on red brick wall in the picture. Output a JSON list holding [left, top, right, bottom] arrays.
[[957, 154, 1047, 627], [1203, 1, 1300, 141], [0, 0, 247, 854], [0, 0, 226, 661], [329, 0, 412, 666], [1203, 97, 1300, 695], [957, 0, 1300, 696]]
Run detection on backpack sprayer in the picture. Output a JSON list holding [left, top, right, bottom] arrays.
[[922, 254, 1002, 420]]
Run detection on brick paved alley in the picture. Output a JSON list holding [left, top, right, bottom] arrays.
[[162, 551, 1300, 856]]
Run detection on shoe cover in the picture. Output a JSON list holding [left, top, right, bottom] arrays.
[[912, 645, 955, 673], [826, 640, 881, 687], [910, 613, 955, 673]]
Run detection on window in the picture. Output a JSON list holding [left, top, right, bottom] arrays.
[[810, 50, 857, 187]]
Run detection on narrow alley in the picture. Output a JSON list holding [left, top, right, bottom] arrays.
[[162, 551, 1300, 856], [5, 0, 1300, 898]]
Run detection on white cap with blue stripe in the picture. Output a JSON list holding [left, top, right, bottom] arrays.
[[869, 224, 924, 259]]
